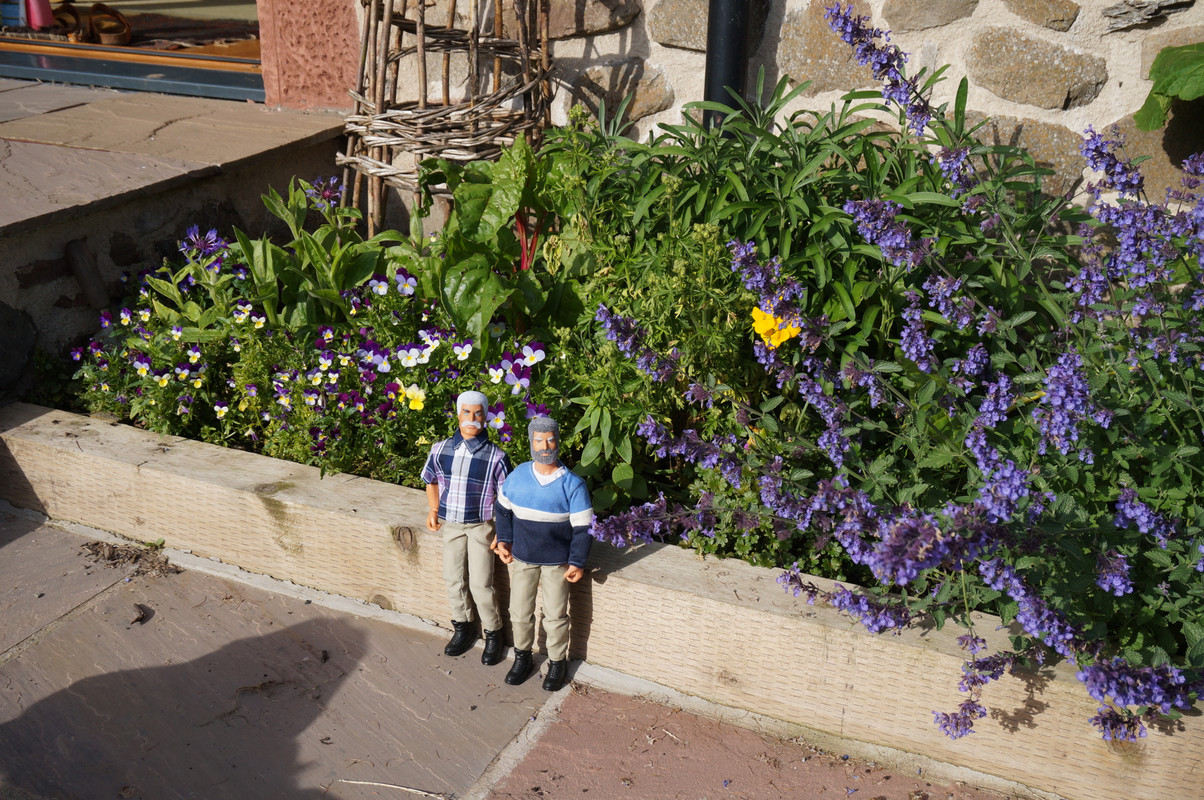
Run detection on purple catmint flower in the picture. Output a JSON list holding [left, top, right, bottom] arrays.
[[1081, 126, 1144, 199], [1077, 658, 1198, 716], [1032, 349, 1106, 462], [595, 304, 679, 383], [1094, 549, 1133, 596], [828, 585, 912, 634], [179, 225, 228, 258], [844, 200, 931, 271], [952, 343, 988, 379], [900, 291, 936, 372], [932, 699, 986, 739], [1114, 488, 1176, 547], [866, 512, 983, 586], [824, 3, 931, 134]]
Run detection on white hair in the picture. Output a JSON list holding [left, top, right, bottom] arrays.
[[456, 391, 489, 415]]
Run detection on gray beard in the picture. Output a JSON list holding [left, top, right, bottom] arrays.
[[532, 450, 559, 465]]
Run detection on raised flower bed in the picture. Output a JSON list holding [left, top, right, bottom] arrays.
[[1, 401, 1199, 800]]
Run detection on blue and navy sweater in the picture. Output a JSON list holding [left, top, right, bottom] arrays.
[[494, 462, 594, 568]]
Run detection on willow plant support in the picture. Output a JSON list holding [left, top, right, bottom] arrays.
[[339, 0, 552, 234]]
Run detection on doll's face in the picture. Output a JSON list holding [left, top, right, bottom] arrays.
[[458, 404, 485, 439], [531, 429, 559, 465]]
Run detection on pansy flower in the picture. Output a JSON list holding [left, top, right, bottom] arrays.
[[453, 340, 473, 361], [488, 320, 505, 338], [487, 402, 506, 429], [174, 364, 192, 381], [97, 358, 109, 372], [303, 389, 320, 407], [170, 325, 183, 341], [70, 347, 85, 362], [233, 300, 252, 323], [505, 364, 531, 395], [405, 383, 426, 410], [138, 308, 151, 322], [119, 308, 132, 326], [186, 345, 202, 364], [246, 383, 258, 397], [251, 312, 266, 329], [307, 368, 323, 385], [154, 369, 170, 388], [488, 364, 505, 384], [214, 402, 229, 419], [317, 325, 335, 344], [191, 367, 205, 388], [368, 274, 389, 296], [399, 345, 422, 369], [385, 382, 401, 401], [132, 356, 151, 377], [99, 381, 110, 392], [176, 394, 192, 415], [521, 342, 545, 366], [318, 351, 334, 371], [395, 268, 417, 296], [338, 352, 353, 367], [99, 311, 113, 329], [499, 423, 514, 442], [231, 338, 241, 353]]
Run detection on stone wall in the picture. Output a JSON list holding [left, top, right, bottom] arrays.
[[487, 0, 1204, 199]]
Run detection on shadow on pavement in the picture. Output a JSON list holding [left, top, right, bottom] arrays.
[[0, 618, 365, 800]]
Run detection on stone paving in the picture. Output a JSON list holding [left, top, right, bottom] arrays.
[[0, 505, 1029, 800]]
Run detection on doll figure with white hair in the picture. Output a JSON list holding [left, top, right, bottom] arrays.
[[421, 391, 512, 664]]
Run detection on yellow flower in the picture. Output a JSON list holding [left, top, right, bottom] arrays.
[[751, 306, 800, 349]]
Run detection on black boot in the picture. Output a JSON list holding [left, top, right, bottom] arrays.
[[481, 629, 505, 666], [505, 649, 533, 685], [542, 659, 568, 692], [444, 620, 478, 657]]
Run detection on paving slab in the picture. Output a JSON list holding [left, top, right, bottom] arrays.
[[487, 687, 1016, 800], [0, 94, 343, 167], [0, 79, 33, 93], [0, 138, 209, 229], [0, 522, 542, 800], [0, 83, 123, 124], [0, 511, 131, 654]]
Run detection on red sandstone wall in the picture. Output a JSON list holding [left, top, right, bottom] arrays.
[[258, 0, 359, 111]]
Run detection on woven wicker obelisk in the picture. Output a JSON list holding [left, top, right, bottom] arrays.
[[339, 0, 552, 233]]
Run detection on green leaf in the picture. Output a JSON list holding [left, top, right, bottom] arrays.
[[612, 462, 635, 490], [580, 436, 603, 466]]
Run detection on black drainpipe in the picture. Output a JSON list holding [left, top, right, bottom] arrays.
[[703, 0, 750, 129]]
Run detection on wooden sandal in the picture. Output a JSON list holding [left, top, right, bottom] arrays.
[[53, 2, 83, 35], [89, 2, 131, 45]]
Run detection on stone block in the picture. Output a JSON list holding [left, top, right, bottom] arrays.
[[967, 27, 1106, 110], [648, 0, 770, 53], [411, 0, 642, 40], [965, 112, 1085, 198], [1002, 0, 1080, 32], [778, 0, 877, 95], [570, 57, 675, 124], [882, 0, 978, 32], [1141, 23, 1204, 78]]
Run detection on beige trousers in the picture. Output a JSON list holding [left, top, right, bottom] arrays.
[[509, 559, 571, 661], [440, 519, 501, 631]]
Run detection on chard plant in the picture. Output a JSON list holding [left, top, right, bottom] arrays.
[[590, 3, 1204, 742]]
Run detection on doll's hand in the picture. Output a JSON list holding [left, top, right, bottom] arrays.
[[495, 541, 514, 564], [426, 510, 441, 532], [564, 565, 584, 583]]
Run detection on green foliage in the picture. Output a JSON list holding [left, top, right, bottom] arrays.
[[1136, 42, 1204, 131]]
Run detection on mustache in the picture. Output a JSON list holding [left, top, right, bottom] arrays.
[[460, 420, 483, 430]]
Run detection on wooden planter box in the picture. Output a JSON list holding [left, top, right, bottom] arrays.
[[1, 402, 1199, 800]]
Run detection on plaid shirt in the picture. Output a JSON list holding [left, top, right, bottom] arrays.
[[421, 430, 511, 524]]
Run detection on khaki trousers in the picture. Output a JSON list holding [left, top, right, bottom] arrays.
[[509, 559, 571, 661], [440, 519, 501, 631]]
